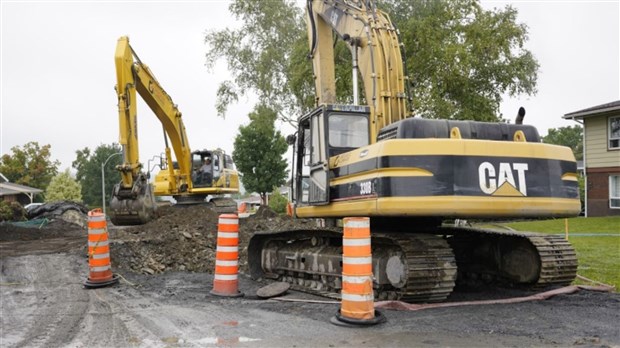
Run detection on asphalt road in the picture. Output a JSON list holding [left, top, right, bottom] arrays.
[[1, 246, 619, 348]]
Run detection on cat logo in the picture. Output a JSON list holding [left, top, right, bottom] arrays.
[[478, 162, 529, 196]]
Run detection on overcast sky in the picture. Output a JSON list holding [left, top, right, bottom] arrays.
[[1, 1, 619, 173]]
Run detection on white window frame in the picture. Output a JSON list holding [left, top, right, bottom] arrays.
[[609, 116, 620, 150], [610, 175, 620, 209]]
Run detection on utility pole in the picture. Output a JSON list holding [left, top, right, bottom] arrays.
[[101, 152, 122, 217]]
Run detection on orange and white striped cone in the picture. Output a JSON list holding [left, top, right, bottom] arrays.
[[331, 217, 385, 326], [210, 214, 244, 297], [84, 209, 119, 289]]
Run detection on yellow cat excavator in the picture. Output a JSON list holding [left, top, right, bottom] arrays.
[[248, 0, 580, 302], [110, 36, 239, 225]]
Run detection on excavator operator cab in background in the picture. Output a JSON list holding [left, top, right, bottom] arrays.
[[190, 149, 235, 188]]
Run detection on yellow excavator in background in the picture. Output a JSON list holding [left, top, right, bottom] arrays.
[[110, 36, 239, 225], [248, 0, 580, 302]]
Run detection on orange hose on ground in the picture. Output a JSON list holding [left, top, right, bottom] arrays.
[[374, 285, 614, 311]]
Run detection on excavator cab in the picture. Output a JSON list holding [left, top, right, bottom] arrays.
[[191, 150, 214, 187], [292, 104, 370, 206], [190, 149, 234, 189]]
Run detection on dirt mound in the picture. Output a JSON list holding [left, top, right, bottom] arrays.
[[252, 205, 278, 219], [0, 219, 85, 242], [109, 205, 319, 276]]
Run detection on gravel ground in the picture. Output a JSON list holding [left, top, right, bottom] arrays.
[[1, 207, 619, 347]]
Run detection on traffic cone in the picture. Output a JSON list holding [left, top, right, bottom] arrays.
[[331, 217, 385, 326], [286, 202, 293, 217], [238, 202, 247, 214], [210, 214, 244, 297], [84, 209, 119, 288]]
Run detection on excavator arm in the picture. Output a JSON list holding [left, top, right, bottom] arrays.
[[114, 36, 192, 191], [111, 36, 193, 225], [307, 0, 410, 141]]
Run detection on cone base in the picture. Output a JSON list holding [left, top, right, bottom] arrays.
[[210, 289, 244, 297], [84, 274, 120, 289], [330, 309, 386, 327]]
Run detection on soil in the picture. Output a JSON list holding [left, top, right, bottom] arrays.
[[1, 205, 619, 347], [109, 205, 320, 275]]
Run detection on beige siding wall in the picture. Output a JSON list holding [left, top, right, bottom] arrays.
[[584, 114, 620, 168]]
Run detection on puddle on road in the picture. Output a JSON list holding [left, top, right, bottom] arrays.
[[130, 335, 261, 347], [193, 336, 262, 345], [161, 336, 179, 344]]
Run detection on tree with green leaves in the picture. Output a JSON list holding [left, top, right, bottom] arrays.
[[542, 125, 583, 160], [233, 105, 288, 205], [46, 169, 82, 202], [384, 0, 538, 121], [205, 0, 308, 125], [268, 187, 289, 214], [0, 141, 60, 194], [542, 124, 584, 211], [205, 0, 539, 123], [72, 143, 122, 208]]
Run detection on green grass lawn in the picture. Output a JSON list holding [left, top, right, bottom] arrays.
[[491, 217, 620, 291]]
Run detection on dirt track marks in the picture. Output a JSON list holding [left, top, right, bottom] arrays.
[[2, 254, 89, 347]]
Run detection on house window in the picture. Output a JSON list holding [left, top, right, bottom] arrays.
[[610, 116, 620, 149], [611, 175, 620, 209]]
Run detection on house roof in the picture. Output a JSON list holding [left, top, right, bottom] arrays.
[[563, 100, 620, 120], [0, 182, 43, 197]]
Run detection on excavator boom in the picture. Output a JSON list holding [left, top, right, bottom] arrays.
[[307, 0, 409, 140]]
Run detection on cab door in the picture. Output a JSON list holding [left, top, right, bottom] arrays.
[[293, 107, 330, 206], [307, 108, 330, 205]]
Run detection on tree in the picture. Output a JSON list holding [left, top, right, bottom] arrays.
[[542, 125, 583, 160], [233, 105, 288, 205], [542, 125, 584, 211], [205, 0, 309, 126], [384, 0, 539, 121], [268, 187, 289, 214], [72, 143, 122, 208], [205, 0, 539, 123], [46, 169, 82, 202], [0, 141, 60, 193]]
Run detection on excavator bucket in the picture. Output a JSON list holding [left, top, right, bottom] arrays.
[[109, 180, 157, 226]]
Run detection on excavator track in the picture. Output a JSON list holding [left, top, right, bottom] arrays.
[[247, 225, 578, 303], [248, 229, 457, 303], [207, 197, 238, 214], [444, 227, 578, 289], [386, 234, 457, 303], [172, 196, 238, 214]]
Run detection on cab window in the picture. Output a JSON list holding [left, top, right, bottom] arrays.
[[328, 114, 369, 148]]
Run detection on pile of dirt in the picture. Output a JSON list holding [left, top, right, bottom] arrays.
[[110, 205, 320, 276], [0, 218, 85, 242]]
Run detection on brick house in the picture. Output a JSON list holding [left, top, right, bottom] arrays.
[[564, 101, 620, 217]]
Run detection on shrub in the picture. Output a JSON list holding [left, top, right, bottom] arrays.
[[268, 188, 288, 214], [0, 201, 26, 221], [46, 169, 82, 203]]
